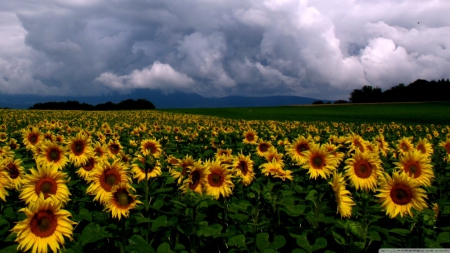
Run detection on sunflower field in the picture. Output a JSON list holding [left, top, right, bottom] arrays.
[[0, 109, 450, 253]]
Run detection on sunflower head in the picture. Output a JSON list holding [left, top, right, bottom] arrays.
[[376, 171, 428, 218], [10, 194, 76, 253], [104, 183, 141, 220]]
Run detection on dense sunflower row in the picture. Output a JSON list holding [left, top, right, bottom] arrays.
[[0, 109, 450, 252]]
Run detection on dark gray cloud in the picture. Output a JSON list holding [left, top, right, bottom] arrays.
[[1, 0, 449, 100]]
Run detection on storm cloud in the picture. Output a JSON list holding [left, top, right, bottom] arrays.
[[1, 0, 449, 100]]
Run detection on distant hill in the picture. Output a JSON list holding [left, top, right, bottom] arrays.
[[0, 90, 325, 109]]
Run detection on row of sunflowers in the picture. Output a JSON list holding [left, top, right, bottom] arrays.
[[0, 109, 450, 252]]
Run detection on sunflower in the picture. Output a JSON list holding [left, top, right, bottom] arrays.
[[86, 159, 130, 205], [204, 159, 234, 200], [170, 155, 195, 185], [36, 141, 70, 170], [344, 151, 383, 192], [264, 147, 284, 164], [104, 183, 141, 220], [256, 140, 273, 157], [1, 157, 25, 190], [329, 172, 355, 218], [10, 195, 76, 253], [7, 138, 20, 150], [260, 160, 293, 181], [179, 161, 207, 194], [66, 132, 94, 167], [0, 170, 10, 201], [92, 141, 109, 160], [376, 171, 428, 218], [394, 150, 434, 187], [20, 163, 71, 206], [301, 143, 338, 180], [286, 135, 313, 164], [323, 143, 345, 164], [107, 139, 123, 158], [396, 137, 414, 156], [415, 138, 433, 158], [231, 152, 255, 186], [373, 134, 390, 157], [22, 127, 42, 150], [346, 133, 366, 153], [0, 145, 14, 159], [130, 155, 162, 183], [76, 156, 101, 181], [215, 148, 233, 158], [243, 129, 258, 145], [439, 138, 450, 161], [140, 139, 162, 157]]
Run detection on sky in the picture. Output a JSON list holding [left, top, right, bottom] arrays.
[[1, 0, 450, 101]]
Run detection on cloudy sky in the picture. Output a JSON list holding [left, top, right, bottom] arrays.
[[1, 0, 450, 101]]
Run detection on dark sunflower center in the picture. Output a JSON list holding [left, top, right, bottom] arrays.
[[355, 141, 364, 152], [7, 163, 19, 179], [35, 178, 57, 198], [41, 182, 54, 195], [296, 144, 308, 154], [401, 143, 409, 152], [83, 158, 95, 171], [246, 134, 254, 141], [29, 134, 38, 144], [49, 149, 60, 161], [239, 161, 248, 175], [190, 171, 201, 190], [406, 163, 421, 178], [354, 162, 372, 178], [9, 143, 18, 149], [145, 144, 155, 154], [259, 144, 269, 152], [417, 144, 426, 154], [31, 210, 57, 237], [312, 156, 323, 169], [445, 144, 450, 154], [208, 171, 224, 187], [73, 141, 85, 155], [115, 191, 131, 207], [105, 174, 118, 186], [390, 184, 413, 205], [110, 144, 120, 154]]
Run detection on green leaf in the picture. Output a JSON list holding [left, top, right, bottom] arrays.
[[368, 231, 381, 241], [295, 236, 312, 253], [229, 213, 250, 221], [4, 232, 16, 242], [134, 216, 152, 224], [311, 237, 327, 251], [151, 215, 170, 232], [388, 228, 410, 236], [256, 233, 270, 252], [126, 235, 155, 253], [332, 231, 347, 246], [80, 223, 112, 246], [0, 245, 19, 253], [3, 207, 16, 220], [0, 217, 9, 236], [156, 242, 172, 253], [268, 235, 286, 250], [228, 234, 246, 248], [292, 249, 308, 253], [73, 208, 92, 222], [197, 223, 223, 237], [437, 232, 450, 244], [443, 205, 450, 215]]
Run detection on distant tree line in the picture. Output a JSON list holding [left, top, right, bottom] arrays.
[[29, 98, 156, 110], [349, 79, 450, 103]]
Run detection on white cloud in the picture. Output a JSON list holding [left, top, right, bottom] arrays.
[[0, 0, 449, 100], [96, 61, 195, 94]]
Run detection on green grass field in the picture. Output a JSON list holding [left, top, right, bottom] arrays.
[[162, 101, 450, 125]]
